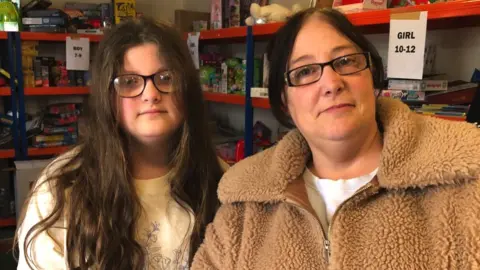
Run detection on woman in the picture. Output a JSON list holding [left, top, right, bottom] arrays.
[[16, 18, 225, 269], [192, 8, 480, 270]]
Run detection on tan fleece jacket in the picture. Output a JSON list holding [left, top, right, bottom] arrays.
[[192, 98, 480, 270]]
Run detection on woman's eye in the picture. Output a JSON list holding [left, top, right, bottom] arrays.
[[337, 56, 355, 66], [295, 66, 315, 78]]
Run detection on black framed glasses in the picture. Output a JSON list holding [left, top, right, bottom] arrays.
[[112, 71, 174, 98], [285, 52, 371, 87]]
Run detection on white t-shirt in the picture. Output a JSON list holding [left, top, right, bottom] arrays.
[[303, 167, 378, 233], [134, 171, 193, 270], [17, 164, 193, 270]]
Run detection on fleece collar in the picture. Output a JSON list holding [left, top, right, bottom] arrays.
[[218, 98, 480, 204]]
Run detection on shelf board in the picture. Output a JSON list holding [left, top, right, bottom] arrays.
[[0, 87, 11, 96], [347, 0, 480, 27], [28, 146, 70, 157], [183, 27, 248, 42], [0, 217, 15, 227], [0, 31, 7, 40], [0, 149, 15, 159], [20, 32, 103, 42], [431, 115, 466, 122], [24, 87, 90, 95], [203, 92, 270, 109]]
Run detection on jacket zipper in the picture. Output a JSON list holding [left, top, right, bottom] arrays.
[[326, 182, 373, 260], [286, 181, 374, 264]]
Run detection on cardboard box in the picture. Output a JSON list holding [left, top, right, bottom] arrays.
[[174, 10, 210, 33], [14, 159, 53, 218]]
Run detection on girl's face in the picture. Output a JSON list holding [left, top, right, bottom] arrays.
[[116, 43, 183, 145]]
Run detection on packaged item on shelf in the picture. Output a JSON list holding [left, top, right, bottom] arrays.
[[381, 89, 426, 101], [251, 87, 268, 98], [253, 58, 262, 87], [390, 0, 429, 8], [223, 58, 245, 95], [0, 160, 14, 218], [34, 56, 56, 87], [199, 53, 223, 92], [112, 0, 136, 25], [55, 61, 69, 87], [332, 0, 386, 13], [192, 20, 208, 32], [0, 113, 14, 150], [200, 65, 217, 92], [21, 41, 38, 83], [32, 103, 82, 148], [387, 79, 448, 91], [229, 0, 241, 27], [220, 62, 228, 93], [211, 0, 222, 29], [262, 53, 269, 87], [0, 0, 21, 31]]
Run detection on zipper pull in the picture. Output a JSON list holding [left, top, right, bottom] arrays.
[[323, 239, 331, 263]]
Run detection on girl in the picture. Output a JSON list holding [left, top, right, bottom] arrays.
[[16, 17, 225, 269]]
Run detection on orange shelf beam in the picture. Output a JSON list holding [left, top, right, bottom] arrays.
[[24, 87, 90, 95], [183, 26, 248, 41], [0, 217, 16, 227], [20, 32, 103, 42], [0, 31, 7, 40], [203, 92, 270, 109], [0, 149, 15, 159], [348, 0, 480, 26], [28, 146, 70, 157], [252, 1, 480, 37], [431, 115, 466, 122], [0, 87, 11, 96]]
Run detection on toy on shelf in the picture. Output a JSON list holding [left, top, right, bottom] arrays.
[[245, 3, 303, 26]]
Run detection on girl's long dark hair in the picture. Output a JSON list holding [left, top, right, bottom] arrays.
[[15, 17, 223, 269]]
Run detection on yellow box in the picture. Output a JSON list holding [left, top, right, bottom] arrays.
[[113, 0, 136, 24]]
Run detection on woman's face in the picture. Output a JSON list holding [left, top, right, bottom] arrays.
[[285, 17, 377, 143], [117, 43, 183, 145]]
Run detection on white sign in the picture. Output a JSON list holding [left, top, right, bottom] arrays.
[[387, 11, 427, 80], [187, 32, 200, 69], [66, 37, 90, 71]]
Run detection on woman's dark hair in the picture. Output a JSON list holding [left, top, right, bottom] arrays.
[[267, 8, 385, 128], [15, 17, 223, 269]]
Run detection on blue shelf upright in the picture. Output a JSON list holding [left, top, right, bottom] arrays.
[[244, 26, 254, 157]]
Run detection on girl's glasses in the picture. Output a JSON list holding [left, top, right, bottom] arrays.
[[112, 71, 174, 98]]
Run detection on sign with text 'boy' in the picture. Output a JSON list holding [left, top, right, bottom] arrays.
[[66, 37, 90, 71], [387, 11, 427, 80]]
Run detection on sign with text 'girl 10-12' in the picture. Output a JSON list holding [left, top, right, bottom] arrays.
[[387, 11, 428, 80]]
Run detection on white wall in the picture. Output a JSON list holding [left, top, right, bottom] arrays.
[[183, 0, 210, 12]]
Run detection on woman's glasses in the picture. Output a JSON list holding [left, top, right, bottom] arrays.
[[285, 52, 371, 87], [112, 71, 174, 98]]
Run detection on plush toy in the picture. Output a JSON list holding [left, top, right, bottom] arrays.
[[245, 3, 303, 26]]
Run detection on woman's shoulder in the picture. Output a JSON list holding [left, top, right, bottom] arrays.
[[217, 130, 310, 204]]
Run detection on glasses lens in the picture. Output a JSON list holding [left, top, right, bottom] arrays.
[[113, 75, 144, 97], [153, 71, 173, 92], [333, 53, 368, 75], [288, 65, 322, 86]]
